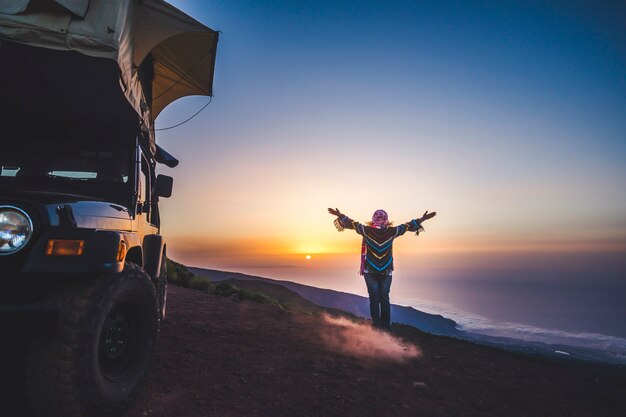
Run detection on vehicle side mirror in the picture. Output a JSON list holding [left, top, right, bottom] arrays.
[[155, 175, 173, 198]]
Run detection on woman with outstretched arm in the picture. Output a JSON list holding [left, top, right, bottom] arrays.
[[328, 208, 437, 331]]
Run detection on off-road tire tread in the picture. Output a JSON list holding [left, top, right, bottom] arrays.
[[26, 263, 158, 417]]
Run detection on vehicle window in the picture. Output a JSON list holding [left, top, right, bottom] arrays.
[[1, 166, 19, 177], [139, 153, 158, 225], [48, 171, 98, 180], [1, 154, 131, 181], [138, 165, 147, 202], [0, 110, 137, 205]]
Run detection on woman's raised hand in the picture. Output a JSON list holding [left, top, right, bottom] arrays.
[[420, 211, 437, 221], [328, 208, 342, 217]]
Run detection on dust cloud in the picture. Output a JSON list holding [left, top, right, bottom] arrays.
[[320, 315, 421, 363]]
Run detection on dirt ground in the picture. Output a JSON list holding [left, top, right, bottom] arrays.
[[129, 285, 625, 417], [2, 284, 625, 417]]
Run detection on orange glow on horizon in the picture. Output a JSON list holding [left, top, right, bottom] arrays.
[[164, 230, 625, 275]]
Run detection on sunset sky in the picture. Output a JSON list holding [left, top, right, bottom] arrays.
[[155, 0, 626, 291]]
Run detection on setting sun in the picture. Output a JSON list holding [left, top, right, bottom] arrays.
[[305, 255, 312, 260]]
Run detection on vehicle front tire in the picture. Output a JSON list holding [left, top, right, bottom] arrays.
[[26, 263, 159, 417]]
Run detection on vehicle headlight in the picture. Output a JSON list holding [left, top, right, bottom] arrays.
[[0, 206, 33, 255]]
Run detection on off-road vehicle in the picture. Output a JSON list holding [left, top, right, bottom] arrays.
[[0, 1, 217, 416]]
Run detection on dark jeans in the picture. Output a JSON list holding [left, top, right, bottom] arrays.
[[363, 273, 392, 330]]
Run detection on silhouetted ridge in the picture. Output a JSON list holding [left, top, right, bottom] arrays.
[[188, 266, 459, 336]]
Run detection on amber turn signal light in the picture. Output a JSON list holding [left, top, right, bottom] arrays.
[[45, 239, 85, 256], [116, 241, 127, 262]]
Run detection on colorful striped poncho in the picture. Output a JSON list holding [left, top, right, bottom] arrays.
[[334, 214, 424, 275]]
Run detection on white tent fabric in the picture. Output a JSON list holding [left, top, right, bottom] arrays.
[[0, 0, 91, 17], [0, 0, 218, 142], [132, 0, 217, 118], [55, 0, 90, 17]]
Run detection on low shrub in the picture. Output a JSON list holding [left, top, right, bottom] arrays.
[[189, 276, 212, 291], [213, 282, 238, 297], [165, 258, 283, 308], [166, 258, 194, 287], [238, 289, 277, 305]]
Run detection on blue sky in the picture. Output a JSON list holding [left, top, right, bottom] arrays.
[[156, 0, 626, 282]]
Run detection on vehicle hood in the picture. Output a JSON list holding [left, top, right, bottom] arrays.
[[0, 188, 132, 230]]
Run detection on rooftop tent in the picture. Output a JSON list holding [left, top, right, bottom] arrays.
[[0, 0, 218, 148]]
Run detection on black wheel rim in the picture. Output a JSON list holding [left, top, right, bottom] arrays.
[[99, 304, 138, 380]]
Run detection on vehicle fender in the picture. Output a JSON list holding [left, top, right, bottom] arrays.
[[142, 234, 164, 280], [90, 231, 126, 273]]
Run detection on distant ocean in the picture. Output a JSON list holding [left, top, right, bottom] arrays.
[[389, 269, 626, 355], [239, 266, 626, 356]]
